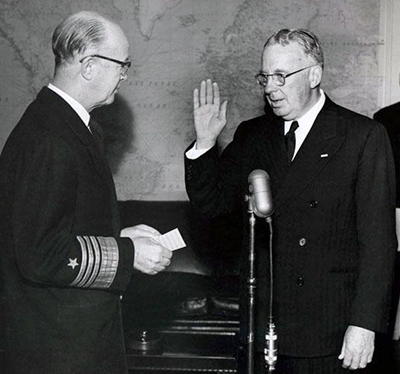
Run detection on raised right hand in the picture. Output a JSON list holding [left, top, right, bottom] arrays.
[[131, 237, 172, 275], [193, 79, 228, 149]]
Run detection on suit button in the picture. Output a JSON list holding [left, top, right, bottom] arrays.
[[299, 238, 306, 246], [120, 295, 123, 301], [297, 277, 304, 286], [309, 200, 318, 208]]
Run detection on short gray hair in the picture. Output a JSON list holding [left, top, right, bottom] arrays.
[[52, 11, 107, 67], [264, 29, 324, 70]]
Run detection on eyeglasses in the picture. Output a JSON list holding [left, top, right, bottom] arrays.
[[79, 54, 131, 76], [255, 65, 316, 87]]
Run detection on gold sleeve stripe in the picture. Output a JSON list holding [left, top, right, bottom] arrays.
[[92, 236, 119, 288], [70, 236, 88, 287], [75, 236, 95, 287], [70, 236, 119, 289], [85, 236, 102, 287]]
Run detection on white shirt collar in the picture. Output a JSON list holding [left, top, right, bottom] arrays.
[[284, 89, 326, 159], [48, 83, 91, 128], [284, 89, 326, 132]]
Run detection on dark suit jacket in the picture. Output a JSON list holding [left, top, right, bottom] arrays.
[[373, 102, 400, 337], [374, 102, 400, 207], [185, 96, 397, 357], [0, 87, 134, 374]]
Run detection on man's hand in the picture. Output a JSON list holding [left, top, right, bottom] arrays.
[[193, 79, 228, 149], [121, 224, 172, 275], [121, 224, 161, 240], [339, 325, 375, 370], [131, 236, 172, 275]]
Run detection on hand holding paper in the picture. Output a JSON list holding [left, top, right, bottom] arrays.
[[121, 225, 186, 275], [157, 228, 186, 251]]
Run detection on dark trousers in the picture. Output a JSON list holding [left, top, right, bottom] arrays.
[[252, 334, 396, 374], [255, 354, 380, 374]]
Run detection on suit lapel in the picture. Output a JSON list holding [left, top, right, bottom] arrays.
[[37, 87, 115, 193], [273, 97, 346, 217]]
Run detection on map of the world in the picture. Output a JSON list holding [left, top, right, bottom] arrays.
[[0, 0, 382, 200]]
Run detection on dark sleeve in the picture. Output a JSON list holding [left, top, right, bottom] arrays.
[[10, 133, 134, 292], [184, 124, 249, 218], [372, 109, 383, 123], [349, 122, 397, 333], [373, 110, 400, 208]]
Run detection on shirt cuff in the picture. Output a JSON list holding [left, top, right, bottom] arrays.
[[185, 142, 212, 159]]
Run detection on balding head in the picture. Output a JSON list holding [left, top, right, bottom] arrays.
[[52, 11, 120, 68], [51, 11, 130, 112]]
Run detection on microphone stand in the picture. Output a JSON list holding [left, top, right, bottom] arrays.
[[245, 195, 257, 374], [245, 196, 277, 374]]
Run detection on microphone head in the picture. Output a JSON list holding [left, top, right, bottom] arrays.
[[248, 169, 273, 218], [248, 169, 270, 183]]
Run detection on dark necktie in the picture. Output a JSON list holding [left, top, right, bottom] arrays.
[[285, 121, 299, 162]]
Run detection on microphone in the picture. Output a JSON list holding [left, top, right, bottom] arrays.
[[248, 170, 273, 218]]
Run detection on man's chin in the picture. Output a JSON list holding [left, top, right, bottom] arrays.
[[271, 107, 287, 118]]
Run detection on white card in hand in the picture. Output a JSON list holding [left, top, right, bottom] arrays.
[[158, 228, 186, 251]]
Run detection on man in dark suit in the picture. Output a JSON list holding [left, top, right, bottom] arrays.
[[374, 102, 400, 215], [374, 102, 400, 370], [185, 29, 397, 373], [0, 11, 172, 374]]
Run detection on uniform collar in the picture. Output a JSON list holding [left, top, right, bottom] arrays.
[[48, 83, 91, 128]]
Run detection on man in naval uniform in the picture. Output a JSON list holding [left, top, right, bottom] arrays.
[[0, 11, 172, 374]]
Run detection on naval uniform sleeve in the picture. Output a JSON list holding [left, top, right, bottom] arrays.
[[69, 235, 134, 290], [11, 130, 134, 292]]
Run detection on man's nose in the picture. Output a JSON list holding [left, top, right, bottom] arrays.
[[264, 77, 277, 94]]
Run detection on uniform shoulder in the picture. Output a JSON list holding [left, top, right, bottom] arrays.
[[2, 98, 75, 162], [374, 101, 400, 116], [373, 102, 400, 125]]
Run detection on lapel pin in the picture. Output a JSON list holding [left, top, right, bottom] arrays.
[[320, 154, 328, 158]]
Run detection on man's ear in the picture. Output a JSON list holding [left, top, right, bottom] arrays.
[[80, 57, 94, 80], [309, 65, 322, 89]]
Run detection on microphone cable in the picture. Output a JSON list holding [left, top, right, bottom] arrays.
[[267, 216, 273, 322]]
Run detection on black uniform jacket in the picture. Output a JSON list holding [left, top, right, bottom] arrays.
[[0, 87, 134, 374], [185, 96, 397, 357]]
